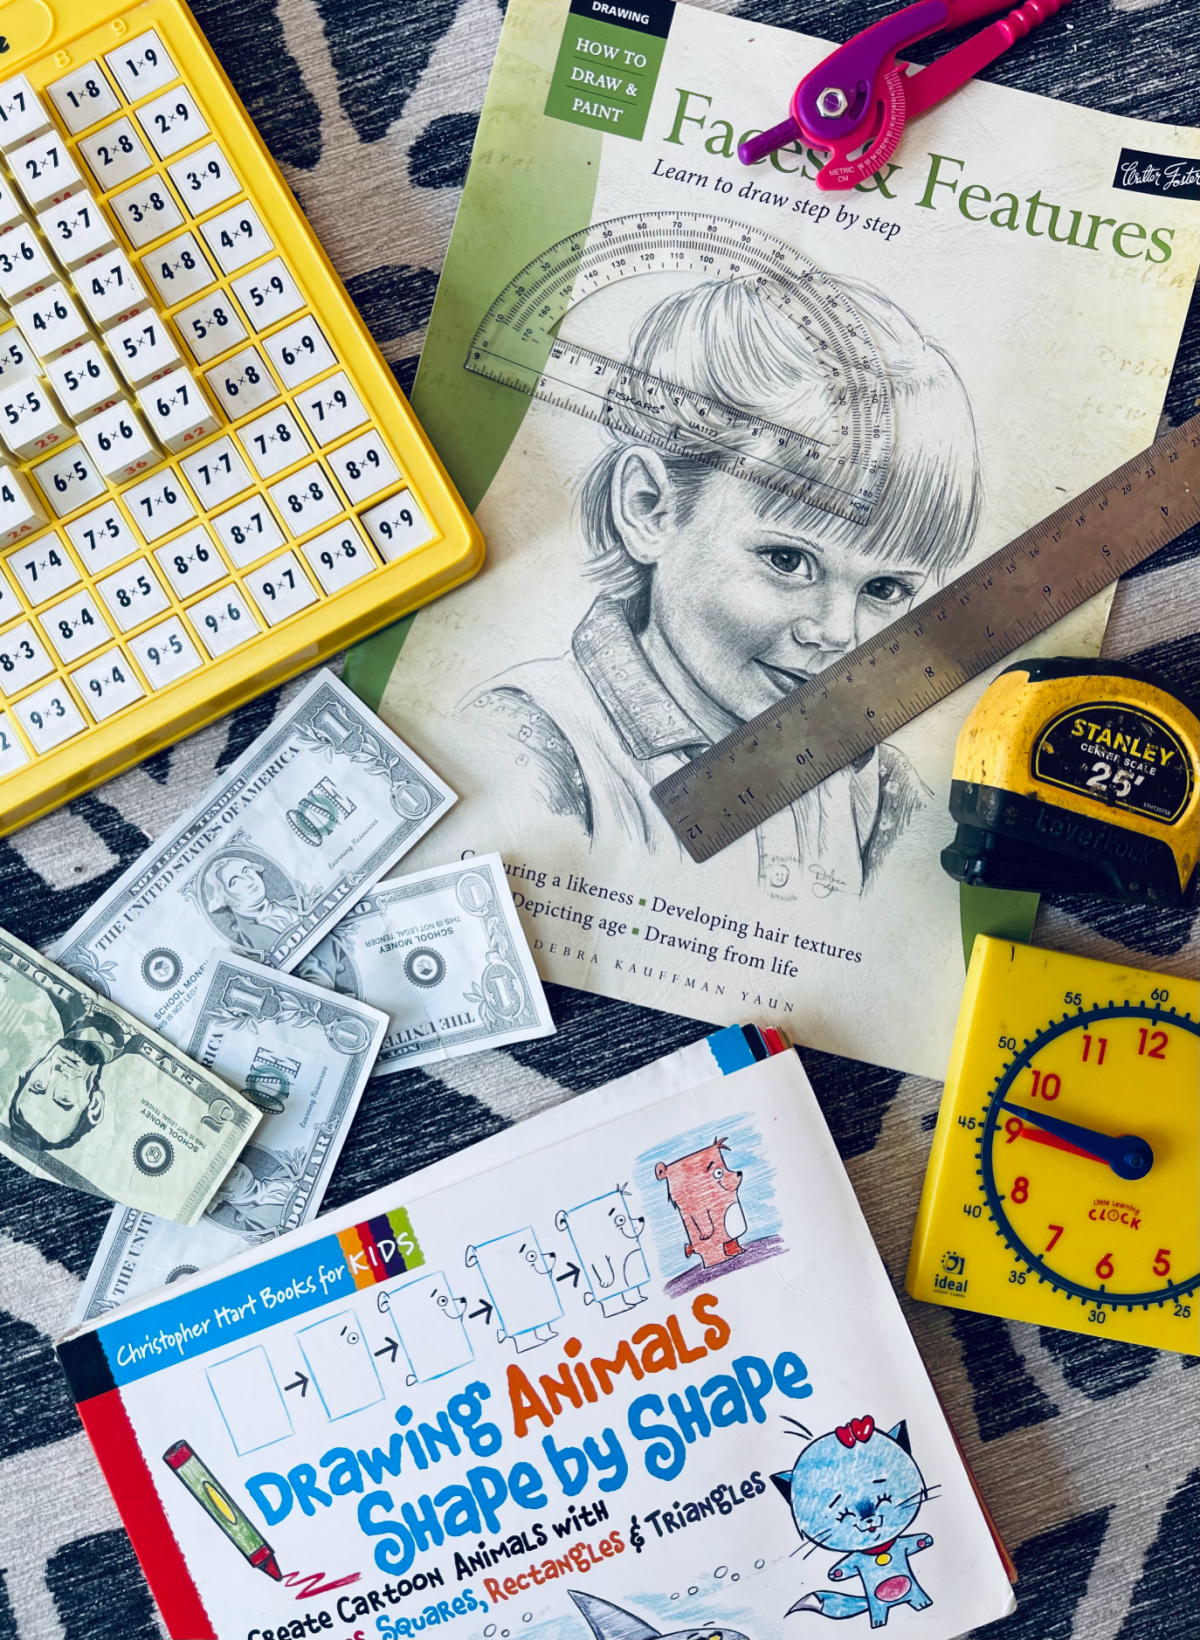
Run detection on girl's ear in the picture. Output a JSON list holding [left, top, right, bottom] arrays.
[[610, 447, 676, 565]]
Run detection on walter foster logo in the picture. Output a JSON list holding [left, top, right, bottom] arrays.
[[1113, 147, 1200, 202]]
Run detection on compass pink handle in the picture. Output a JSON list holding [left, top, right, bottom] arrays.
[[904, 0, 1070, 116]]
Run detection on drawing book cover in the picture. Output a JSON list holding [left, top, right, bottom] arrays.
[[57, 1051, 1014, 1638], [346, 0, 1199, 1079]]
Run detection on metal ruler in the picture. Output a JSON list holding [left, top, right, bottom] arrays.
[[651, 417, 1200, 863], [465, 210, 893, 525]]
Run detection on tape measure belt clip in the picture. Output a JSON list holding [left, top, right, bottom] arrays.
[[941, 657, 1199, 907]]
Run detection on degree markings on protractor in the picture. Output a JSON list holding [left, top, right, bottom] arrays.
[[466, 211, 893, 523]]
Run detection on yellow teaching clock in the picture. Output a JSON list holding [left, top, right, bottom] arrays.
[[908, 937, 1199, 1353]]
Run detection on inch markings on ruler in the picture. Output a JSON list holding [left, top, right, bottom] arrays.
[[465, 210, 893, 523], [651, 416, 1200, 863]]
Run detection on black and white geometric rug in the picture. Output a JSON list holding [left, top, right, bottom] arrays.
[[0, 1, 1195, 1636]]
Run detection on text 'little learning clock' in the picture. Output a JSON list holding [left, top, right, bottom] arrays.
[[907, 936, 1198, 1353]]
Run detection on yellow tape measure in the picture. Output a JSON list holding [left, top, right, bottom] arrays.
[[942, 658, 1199, 906], [907, 936, 1198, 1352]]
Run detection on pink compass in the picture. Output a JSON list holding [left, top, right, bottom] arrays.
[[739, 0, 1070, 190]]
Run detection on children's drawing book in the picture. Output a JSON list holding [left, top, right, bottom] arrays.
[[346, 0, 1198, 1079], [58, 1048, 1015, 1639]]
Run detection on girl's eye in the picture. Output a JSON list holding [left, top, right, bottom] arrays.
[[862, 575, 915, 604], [761, 546, 815, 578]]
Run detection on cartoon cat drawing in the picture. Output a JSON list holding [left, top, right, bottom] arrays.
[[570, 1589, 749, 1639], [773, 1416, 934, 1628]]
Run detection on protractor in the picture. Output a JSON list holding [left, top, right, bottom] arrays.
[[465, 210, 894, 524], [977, 1000, 1199, 1314]]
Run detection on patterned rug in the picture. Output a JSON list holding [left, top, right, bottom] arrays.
[[0, 1, 1196, 1636]]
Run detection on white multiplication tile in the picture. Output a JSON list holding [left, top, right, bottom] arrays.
[[268, 462, 340, 538], [263, 316, 336, 389], [71, 648, 144, 719], [325, 430, 401, 504], [137, 366, 220, 453], [108, 311, 181, 389], [200, 203, 272, 276], [0, 465, 47, 543], [174, 290, 246, 365], [136, 87, 208, 161], [0, 711, 28, 772], [106, 32, 179, 100], [14, 679, 87, 752], [238, 405, 306, 480], [292, 372, 366, 446], [96, 556, 170, 632], [0, 620, 53, 694], [47, 63, 120, 134], [78, 119, 153, 191], [231, 258, 302, 333], [143, 232, 215, 306], [36, 193, 117, 269], [204, 346, 277, 419], [111, 175, 183, 248], [123, 470, 195, 542], [66, 502, 137, 573], [12, 284, 89, 365], [10, 132, 84, 212], [361, 488, 434, 561], [167, 143, 240, 216], [0, 76, 51, 151], [32, 446, 106, 517], [129, 614, 202, 689], [154, 524, 225, 597], [0, 228, 55, 304], [12, 284, 90, 365], [243, 550, 318, 625], [212, 495, 283, 567], [0, 327, 37, 392], [78, 403, 158, 484], [47, 343, 124, 423], [179, 436, 251, 509], [301, 519, 376, 595], [5, 533, 78, 603], [40, 587, 110, 662], [0, 377, 72, 459], [77, 250, 150, 331], [188, 583, 258, 657], [0, 563, 21, 622]]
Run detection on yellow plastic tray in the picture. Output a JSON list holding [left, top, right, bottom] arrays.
[[0, 0, 482, 836]]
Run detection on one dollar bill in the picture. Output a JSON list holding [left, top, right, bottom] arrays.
[[71, 950, 387, 1323], [0, 928, 259, 1225], [296, 852, 555, 1075], [50, 669, 454, 1037]]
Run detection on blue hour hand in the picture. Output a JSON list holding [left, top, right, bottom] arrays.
[[999, 1100, 1154, 1182]]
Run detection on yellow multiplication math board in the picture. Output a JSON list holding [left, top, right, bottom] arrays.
[[0, 0, 482, 836], [907, 936, 1199, 1353]]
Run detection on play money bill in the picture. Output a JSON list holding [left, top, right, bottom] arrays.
[[0, 928, 258, 1225], [71, 951, 387, 1323], [296, 852, 555, 1075], [50, 670, 455, 1036]]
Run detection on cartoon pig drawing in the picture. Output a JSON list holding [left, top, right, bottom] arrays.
[[655, 1138, 747, 1268], [555, 1185, 650, 1318], [465, 1227, 562, 1353], [378, 1271, 473, 1385]]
